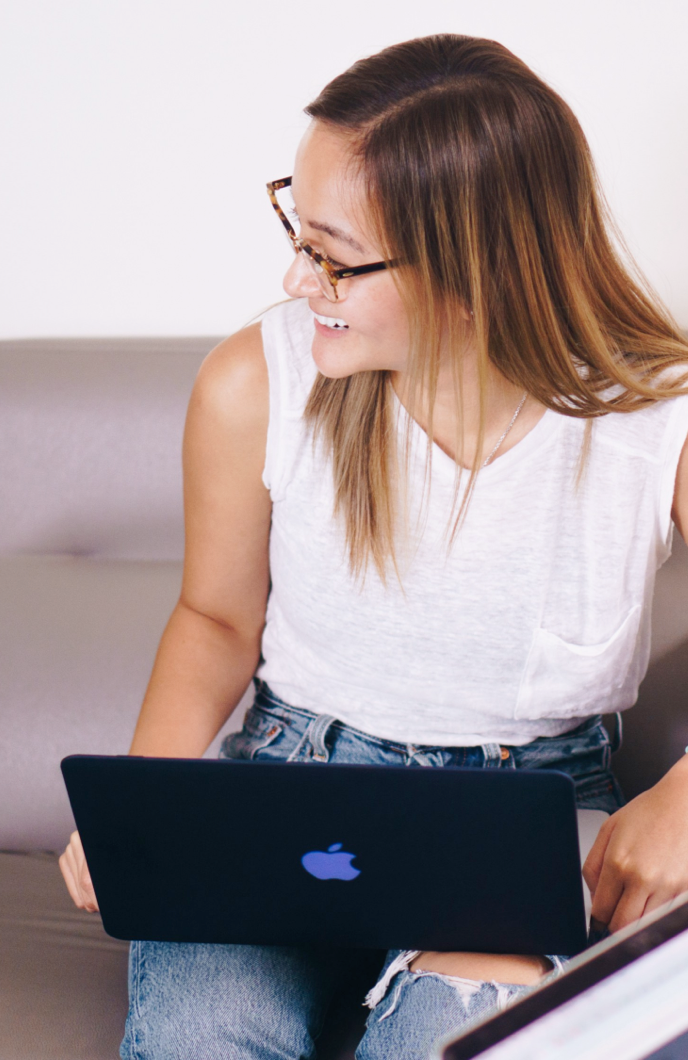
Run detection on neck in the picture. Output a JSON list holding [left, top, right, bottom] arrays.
[[390, 341, 539, 468]]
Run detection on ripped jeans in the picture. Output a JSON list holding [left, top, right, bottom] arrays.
[[120, 679, 624, 1060]]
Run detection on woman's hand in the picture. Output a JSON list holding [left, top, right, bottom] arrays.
[[59, 830, 99, 912], [583, 755, 688, 933]]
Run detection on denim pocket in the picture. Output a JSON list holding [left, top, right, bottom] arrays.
[[220, 705, 285, 761], [512, 718, 625, 811], [573, 770, 625, 812]]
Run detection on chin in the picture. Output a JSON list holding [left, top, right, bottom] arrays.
[[310, 340, 366, 379]]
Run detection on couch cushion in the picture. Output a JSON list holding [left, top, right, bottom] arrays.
[[0, 556, 250, 851], [0, 337, 220, 560], [0, 851, 130, 1060]]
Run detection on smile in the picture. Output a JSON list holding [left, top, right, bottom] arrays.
[[314, 313, 349, 330]]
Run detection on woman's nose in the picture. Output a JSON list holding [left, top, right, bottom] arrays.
[[282, 252, 323, 299]]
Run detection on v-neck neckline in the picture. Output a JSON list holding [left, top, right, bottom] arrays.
[[391, 388, 559, 479]]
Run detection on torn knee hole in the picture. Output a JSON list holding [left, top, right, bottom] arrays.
[[409, 951, 552, 985]]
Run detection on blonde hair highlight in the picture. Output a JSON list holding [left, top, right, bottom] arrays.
[[303, 34, 688, 582]]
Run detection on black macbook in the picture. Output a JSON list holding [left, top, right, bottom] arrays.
[[61, 754, 588, 955]]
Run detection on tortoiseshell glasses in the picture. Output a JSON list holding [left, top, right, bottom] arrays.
[[267, 176, 393, 302]]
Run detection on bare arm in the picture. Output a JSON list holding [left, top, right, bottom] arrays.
[[583, 430, 688, 932], [60, 322, 271, 908], [129, 323, 271, 756]]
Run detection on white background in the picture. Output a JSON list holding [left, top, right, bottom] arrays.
[[1, 0, 686, 339]]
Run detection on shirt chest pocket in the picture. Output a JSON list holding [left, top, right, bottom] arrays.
[[514, 604, 643, 721]]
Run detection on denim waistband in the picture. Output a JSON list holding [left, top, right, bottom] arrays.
[[252, 677, 606, 757], [220, 682, 623, 814], [224, 678, 625, 814]]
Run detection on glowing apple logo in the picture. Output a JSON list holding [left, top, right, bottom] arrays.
[[301, 843, 361, 881]]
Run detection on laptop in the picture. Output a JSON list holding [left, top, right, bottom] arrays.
[[61, 754, 591, 955]]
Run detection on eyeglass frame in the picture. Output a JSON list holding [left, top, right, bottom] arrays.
[[267, 176, 395, 300]]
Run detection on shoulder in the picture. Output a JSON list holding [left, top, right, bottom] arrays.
[[183, 325, 269, 489], [192, 299, 315, 429], [195, 321, 267, 407], [188, 322, 268, 443], [592, 391, 688, 463]]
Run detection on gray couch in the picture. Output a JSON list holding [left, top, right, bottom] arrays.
[[2, 335, 688, 1059]]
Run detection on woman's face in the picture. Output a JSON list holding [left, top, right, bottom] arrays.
[[283, 121, 411, 379]]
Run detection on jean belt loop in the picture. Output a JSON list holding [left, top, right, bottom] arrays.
[[252, 675, 272, 703], [405, 745, 437, 767], [305, 713, 338, 762], [481, 742, 503, 768]]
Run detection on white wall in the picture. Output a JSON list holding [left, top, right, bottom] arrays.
[[1, 0, 686, 338]]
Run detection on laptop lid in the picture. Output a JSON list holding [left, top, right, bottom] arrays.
[[61, 754, 588, 955]]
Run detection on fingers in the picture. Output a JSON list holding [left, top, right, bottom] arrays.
[[582, 815, 615, 897], [58, 848, 81, 907], [586, 812, 650, 932], [591, 871, 683, 934], [58, 831, 99, 912], [643, 890, 679, 916], [638, 886, 688, 920], [606, 885, 650, 934], [590, 867, 624, 930]]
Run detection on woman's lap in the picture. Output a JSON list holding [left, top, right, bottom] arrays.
[[121, 682, 625, 1059], [120, 940, 541, 1060]]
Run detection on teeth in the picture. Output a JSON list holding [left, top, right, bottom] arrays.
[[314, 313, 349, 329]]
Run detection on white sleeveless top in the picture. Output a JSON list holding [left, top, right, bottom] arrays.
[[256, 298, 688, 746]]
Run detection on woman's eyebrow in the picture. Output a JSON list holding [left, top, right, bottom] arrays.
[[306, 220, 366, 254]]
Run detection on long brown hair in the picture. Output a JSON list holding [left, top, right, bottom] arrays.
[[303, 34, 688, 582]]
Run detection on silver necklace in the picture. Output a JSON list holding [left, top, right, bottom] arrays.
[[482, 392, 528, 468]]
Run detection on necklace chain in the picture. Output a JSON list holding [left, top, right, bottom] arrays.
[[482, 392, 528, 468]]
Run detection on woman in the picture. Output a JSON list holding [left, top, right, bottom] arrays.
[[60, 34, 688, 1059]]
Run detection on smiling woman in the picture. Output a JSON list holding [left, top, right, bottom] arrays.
[[58, 32, 688, 1060]]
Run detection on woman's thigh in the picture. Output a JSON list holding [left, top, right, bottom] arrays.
[[120, 938, 356, 1060]]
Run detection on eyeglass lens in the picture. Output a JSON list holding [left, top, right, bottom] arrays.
[[301, 253, 337, 300], [273, 184, 338, 301]]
